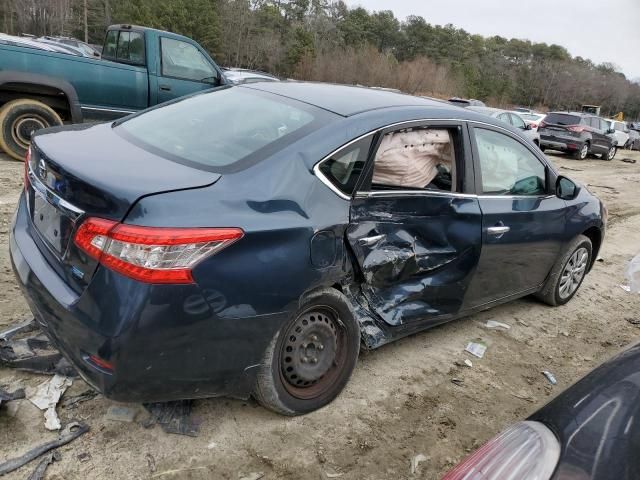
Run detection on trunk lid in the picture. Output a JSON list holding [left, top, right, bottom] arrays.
[[26, 123, 221, 292]]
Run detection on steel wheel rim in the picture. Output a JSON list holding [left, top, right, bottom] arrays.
[[11, 114, 48, 149], [279, 306, 347, 400], [580, 144, 588, 159], [558, 247, 589, 299]]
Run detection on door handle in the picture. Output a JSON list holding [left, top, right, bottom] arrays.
[[358, 234, 385, 246], [159, 84, 172, 91], [487, 225, 510, 236]]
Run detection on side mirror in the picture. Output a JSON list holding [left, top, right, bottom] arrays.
[[556, 176, 579, 200], [607, 128, 615, 134], [524, 123, 532, 130]]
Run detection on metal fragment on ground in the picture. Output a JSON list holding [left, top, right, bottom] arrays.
[[26, 451, 61, 480], [143, 400, 199, 437], [105, 404, 138, 422], [542, 371, 557, 385], [61, 389, 99, 408], [0, 386, 25, 408], [0, 421, 89, 476]]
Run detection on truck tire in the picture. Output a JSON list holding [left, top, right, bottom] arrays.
[[0, 99, 62, 161]]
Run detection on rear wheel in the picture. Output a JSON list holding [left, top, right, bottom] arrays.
[[253, 288, 360, 415], [572, 142, 589, 160], [535, 235, 592, 306], [605, 146, 616, 161], [0, 99, 62, 161]]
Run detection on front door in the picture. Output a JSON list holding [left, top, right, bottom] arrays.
[[464, 125, 565, 308], [157, 36, 219, 104], [346, 122, 483, 327]]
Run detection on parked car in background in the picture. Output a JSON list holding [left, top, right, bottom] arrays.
[[444, 341, 640, 480], [222, 68, 279, 85], [627, 128, 640, 150], [517, 112, 546, 130], [11, 82, 605, 415], [467, 106, 540, 146], [448, 97, 486, 107], [604, 119, 630, 149], [0, 24, 225, 160], [538, 112, 617, 160], [512, 107, 533, 114]]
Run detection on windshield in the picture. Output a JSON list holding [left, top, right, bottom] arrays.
[[117, 87, 334, 172], [545, 113, 581, 126]]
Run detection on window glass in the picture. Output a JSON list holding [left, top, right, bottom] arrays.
[[161, 37, 216, 81], [118, 87, 332, 171], [497, 113, 510, 124], [600, 119, 611, 131], [103, 30, 118, 58], [319, 137, 372, 195], [116, 31, 144, 64], [614, 122, 625, 131], [371, 128, 456, 192], [544, 113, 581, 125], [474, 128, 546, 196], [510, 114, 526, 129]]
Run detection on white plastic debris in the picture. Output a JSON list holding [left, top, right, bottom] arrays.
[[625, 254, 640, 293], [28, 374, 73, 430], [464, 359, 473, 368], [484, 320, 511, 330], [542, 371, 557, 385], [410, 454, 428, 474], [620, 285, 631, 292], [465, 341, 487, 358]]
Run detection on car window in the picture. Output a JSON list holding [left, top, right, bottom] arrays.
[[161, 37, 216, 82], [497, 113, 510, 124], [474, 128, 546, 196], [600, 119, 611, 131], [103, 30, 118, 58], [510, 114, 526, 129], [370, 127, 458, 193], [318, 137, 372, 195], [545, 113, 581, 125], [117, 87, 335, 172], [614, 122, 625, 132], [116, 31, 144, 64]]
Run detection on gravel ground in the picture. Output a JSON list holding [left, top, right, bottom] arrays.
[[0, 148, 639, 480]]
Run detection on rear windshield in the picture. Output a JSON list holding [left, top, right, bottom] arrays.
[[545, 113, 581, 126], [116, 86, 334, 172]]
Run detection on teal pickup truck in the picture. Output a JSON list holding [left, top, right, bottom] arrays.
[[0, 24, 225, 160]]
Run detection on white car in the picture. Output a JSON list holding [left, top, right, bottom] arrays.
[[468, 106, 541, 147], [605, 120, 630, 148], [516, 112, 546, 131]]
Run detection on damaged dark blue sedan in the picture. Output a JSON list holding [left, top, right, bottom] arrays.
[[10, 83, 605, 415]]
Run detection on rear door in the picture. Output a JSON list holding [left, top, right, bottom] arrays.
[[345, 121, 483, 327], [464, 125, 565, 308], [157, 36, 220, 103]]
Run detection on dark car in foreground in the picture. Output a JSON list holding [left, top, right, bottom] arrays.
[[538, 112, 617, 160], [10, 83, 605, 415], [444, 342, 640, 479]]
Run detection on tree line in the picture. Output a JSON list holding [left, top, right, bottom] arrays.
[[2, 0, 639, 119]]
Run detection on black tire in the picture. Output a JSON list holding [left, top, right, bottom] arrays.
[[604, 146, 616, 161], [539, 145, 546, 152], [253, 288, 360, 415], [535, 235, 592, 306], [0, 99, 62, 161], [572, 142, 589, 160]]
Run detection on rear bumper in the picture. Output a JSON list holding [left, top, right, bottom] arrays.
[[540, 135, 584, 151], [10, 193, 285, 402]]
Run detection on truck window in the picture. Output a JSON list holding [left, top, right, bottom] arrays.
[[117, 31, 145, 65], [160, 37, 216, 82], [103, 30, 118, 58]]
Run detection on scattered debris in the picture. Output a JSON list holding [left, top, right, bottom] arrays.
[[61, 389, 99, 408], [0, 421, 89, 476], [626, 318, 640, 326], [410, 453, 428, 474], [509, 391, 535, 403], [146, 453, 157, 473], [77, 452, 91, 463], [465, 341, 487, 358], [560, 166, 583, 172], [325, 473, 344, 478], [596, 256, 604, 262], [625, 254, 640, 293], [28, 374, 73, 430], [451, 378, 464, 387], [464, 359, 473, 368], [484, 320, 511, 330], [0, 386, 25, 408], [516, 319, 529, 327], [105, 404, 138, 423], [621, 157, 637, 164], [0, 319, 77, 376], [143, 400, 200, 437], [620, 285, 631, 292], [542, 371, 557, 385], [239, 474, 265, 480], [27, 451, 61, 480]]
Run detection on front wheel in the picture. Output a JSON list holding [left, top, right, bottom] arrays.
[[253, 288, 360, 415], [0, 99, 62, 161], [535, 235, 592, 306], [605, 146, 616, 161]]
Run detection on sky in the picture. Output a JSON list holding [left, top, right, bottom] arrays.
[[344, 0, 640, 81]]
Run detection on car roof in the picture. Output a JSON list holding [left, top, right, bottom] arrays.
[[241, 81, 450, 117], [467, 106, 505, 116]]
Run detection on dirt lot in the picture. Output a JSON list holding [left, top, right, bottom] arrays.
[[0, 149, 639, 480]]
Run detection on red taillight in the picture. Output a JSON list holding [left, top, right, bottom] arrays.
[[539, 121, 546, 129], [74, 217, 244, 284], [87, 354, 114, 372], [442, 421, 560, 480], [567, 125, 586, 133], [532, 123, 538, 129], [24, 147, 31, 190]]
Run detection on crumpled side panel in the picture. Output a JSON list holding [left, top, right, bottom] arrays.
[[347, 194, 482, 326]]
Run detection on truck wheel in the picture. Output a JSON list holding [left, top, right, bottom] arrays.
[[0, 99, 62, 161], [253, 288, 360, 415]]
